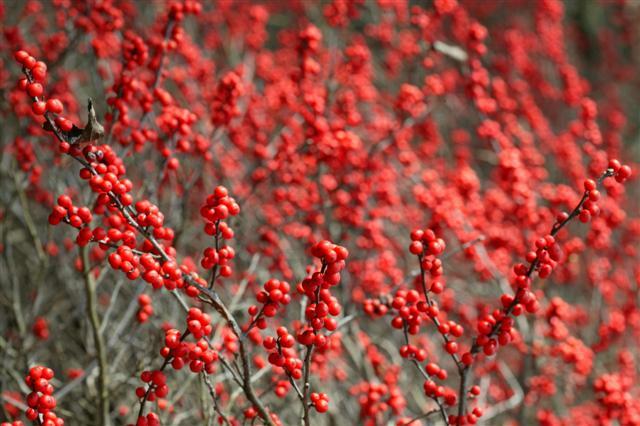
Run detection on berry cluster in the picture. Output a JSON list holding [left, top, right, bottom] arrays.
[[136, 294, 153, 323], [32, 317, 50, 341], [263, 327, 302, 388], [164, 328, 219, 371], [526, 235, 562, 279], [129, 412, 159, 426], [48, 195, 92, 228], [351, 382, 406, 423], [108, 246, 142, 281], [422, 375, 458, 408], [200, 186, 239, 279], [577, 179, 602, 223], [48, 194, 95, 248], [210, 71, 244, 126], [134, 200, 169, 236], [592, 372, 636, 422], [248, 279, 292, 330], [13, 50, 90, 152], [162, 311, 217, 373], [609, 159, 632, 184], [185, 308, 212, 340], [362, 296, 390, 317], [409, 228, 446, 259], [394, 83, 425, 118], [135, 370, 168, 401], [134, 310, 218, 424], [24, 366, 63, 425], [448, 407, 484, 426], [297, 273, 343, 348], [310, 392, 329, 413], [475, 306, 519, 357], [76, 145, 133, 204], [4, 2, 640, 426]]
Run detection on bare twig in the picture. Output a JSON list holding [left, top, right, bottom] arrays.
[[80, 247, 110, 426]]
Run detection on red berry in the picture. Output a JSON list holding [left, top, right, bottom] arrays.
[[583, 179, 596, 191], [608, 159, 621, 172], [46, 99, 63, 114], [409, 241, 423, 255], [32, 66, 47, 81], [618, 165, 632, 180], [14, 50, 30, 63], [579, 209, 591, 223], [27, 82, 44, 97], [315, 399, 329, 413], [23, 56, 37, 69], [445, 341, 458, 354], [32, 101, 47, 115]]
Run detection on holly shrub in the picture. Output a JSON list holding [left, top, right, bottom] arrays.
[[0, 1, 639, 426]]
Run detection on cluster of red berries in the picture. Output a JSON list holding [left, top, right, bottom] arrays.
[[135, 370, 168, 401], [168, 1, 202, 22], [448, 406, 484, 425], [185, 308, 212, 339], [308, 240, 349, 269], [211, 71, 244, 126], [466, 22, 489, 56], [475, 306, 519, 357], [578, 178, 602, 223], [423, 375, 457, 407], [254, 240, 349, 415], [134, 200, 165, 231], [295, 241, 347, 349], [201, 243, 235, 276], [134, 315, 219, 421], [526, 235, 562, 279], [80, 146, 132, 199], [24, 366, 63, 425], [263, 327, 302, 389], [163, 329, 219, 373], [310, 392, 329, 413], [14, 51, 84, 142], [242, 408, 282, 426], [136, 294, 153, 323], [425, 362, 449, 382], [14, 51, 57, 115], [593, 372, 633, 416], [362, 296, 390, 317], [248, 279, 292, 329], [575, 161, 632, 223], [200, 186, 240, 225], [409, 230, 465, 351], [108, 246, 142, 281], [394, 83, 425, 118], [48, 195, 92, 229], [351, 382, 406, 421], [393, 294, 428, 340], [468, 164, 632, 370], [409, 228, 446, 259], [200, 186, 239, 277], [130, 412, 160, 426], [297, 285, 342, 346], [137, 254, 165, 289], [609, 159, 632, 183], [32, 317, 50, 340], [109, 247, 188, 292], [122, 30, 149, 68], [297, 24, 323, 77], [48, 195, 96, 246]]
